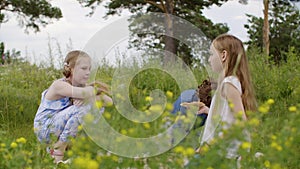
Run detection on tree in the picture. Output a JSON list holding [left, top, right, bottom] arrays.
[[78, 0, 229, 66], [0, 0, 62, 32], [245, 0, 300, 64], [263, 0, 269, 56]]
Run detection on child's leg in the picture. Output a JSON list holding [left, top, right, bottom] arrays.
[[50, 106, 78, 139], [57, 113, 80, 142], [51, 140, 68, 163], [48, 108, 79, 144], [49, 106, 89, 163], [51, 105, 92, 142]]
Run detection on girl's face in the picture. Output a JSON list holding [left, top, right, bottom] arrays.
[[208, 44, 223, 73], [71, 57, 91, 86]]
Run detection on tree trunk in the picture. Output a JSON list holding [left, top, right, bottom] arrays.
[[163, 0, 177, 65], [263, 0, 270, 56]]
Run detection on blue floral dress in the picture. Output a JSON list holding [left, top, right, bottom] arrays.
[[34, 81, 93, 143]]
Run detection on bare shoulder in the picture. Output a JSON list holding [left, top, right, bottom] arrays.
[[223, 82, 245, 117], [221, 83, 242, 103], [45, 79, 70, 100], [51, 79, 69, 89]]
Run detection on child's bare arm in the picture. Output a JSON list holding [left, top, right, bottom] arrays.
[[96, 94, 113, 106], [49, 80, 95, 99], [223, 83, 247, 120]]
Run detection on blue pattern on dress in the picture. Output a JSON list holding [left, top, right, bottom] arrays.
[[33, 80, 94, 143]]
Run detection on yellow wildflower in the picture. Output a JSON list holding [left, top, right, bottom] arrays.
[[272, 163, 282, 169], [267, 99, 275, 105], [149, 105, 163, 113], [143, 123, 151, 129], [106, 101, 113, 107], [236, 111, 243, 118], [271, 135, 277, 140], [258, 106, 269, 114], [96, 155, 102, 162], [166, 103, 173, 111], [67, 150, 73, 157], [184, 147, 195, 156], [276, 146, 282, 151], [166, 91, 173, 98], [174, 146, 184, 153], [145, 96, 153, 102], [121, 129, 127, 135], [87, 159, 99, 169], [78, 125, 83, 131], [241, 142, 251, 149], [288, 106, 297, 112], [111, 155, 118, 162], [271, 142, 282, 151], [10, 142, 17, 148], [104, 112, 111, 119], [229, 102, 234, 109], [1, 143, 6, 147], [201, 145, 209, 154], [95, 101, 102, 109], [264, 160, 271, 168], [16, 137, 27, 144], [249, 118, 260, 126], [73, 157, 86, 169]]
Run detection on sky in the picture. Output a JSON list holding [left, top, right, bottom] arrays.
[[0, 0, 298, 66]]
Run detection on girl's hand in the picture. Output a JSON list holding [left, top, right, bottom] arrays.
[[88, 81, 111, 96], [195, 144, 209, 155], [198, 105, 209, 115], [73, 99, 84, 106], [195, 147, 201, 153], [180, 101, 205, 108], [96, 94, 113, 107]]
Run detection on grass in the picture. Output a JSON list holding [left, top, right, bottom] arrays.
[[0, 47, 299, 168]]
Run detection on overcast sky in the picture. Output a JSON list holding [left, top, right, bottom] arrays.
[[0, 0, 298, 65]]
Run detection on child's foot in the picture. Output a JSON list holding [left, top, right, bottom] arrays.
[[48, 148, 65, 163], [57, 158, 71, 165]]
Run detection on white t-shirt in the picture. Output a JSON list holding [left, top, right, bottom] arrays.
[[200, 76, 249, 158]]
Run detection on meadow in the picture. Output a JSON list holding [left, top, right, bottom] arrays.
[[0, 47, 299, 169]]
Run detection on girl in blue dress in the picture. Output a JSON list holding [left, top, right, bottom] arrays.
[[34, 50, 112, 163]]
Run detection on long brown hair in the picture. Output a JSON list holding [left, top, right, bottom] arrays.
[[213, 34, 257, 112]]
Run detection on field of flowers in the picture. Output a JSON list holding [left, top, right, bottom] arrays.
[[0, 48, 299, 169]]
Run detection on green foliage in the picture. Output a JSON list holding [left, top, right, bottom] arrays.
[[244, 0, 300, 64], [77, 0, 229, 66], [0, 48, 299, 168], [0, 42, 22, 65], [0, 62, 61, 134], [0, 0, 62, 32]]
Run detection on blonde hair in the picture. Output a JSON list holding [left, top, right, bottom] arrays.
[[62, 50, 90, 78], [213, 34, 257, 112]]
